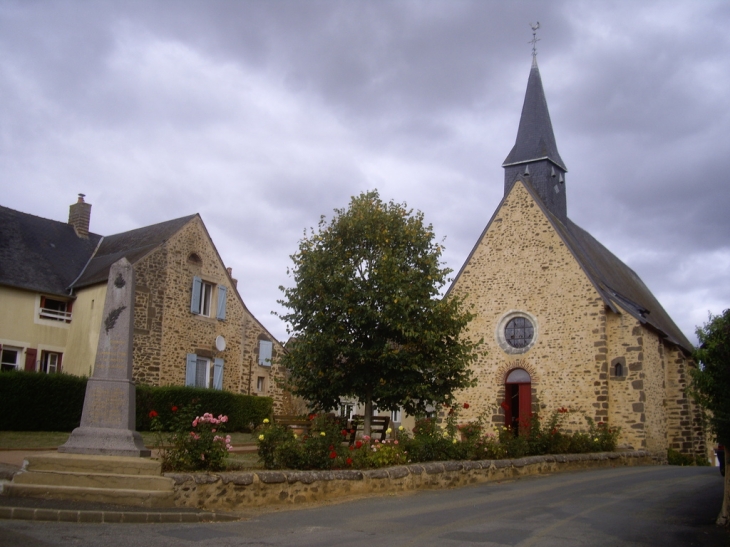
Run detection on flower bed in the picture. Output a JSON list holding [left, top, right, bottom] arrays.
[[255, 406, 620, 471]]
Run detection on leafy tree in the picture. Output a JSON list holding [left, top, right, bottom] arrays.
[[278, 190, 479, 433], [691, 309, 730, 525]]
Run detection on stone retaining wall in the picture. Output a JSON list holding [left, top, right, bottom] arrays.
[[168, 451, 654, 511]]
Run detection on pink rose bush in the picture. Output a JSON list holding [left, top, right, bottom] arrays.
[[149, 405, 233, 472]]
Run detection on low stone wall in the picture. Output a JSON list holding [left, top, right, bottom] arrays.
[[168, 451, 654, 511]]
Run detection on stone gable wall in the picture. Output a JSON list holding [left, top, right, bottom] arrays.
[[450, 182, 609, 431], [449, 181, 702, 458], [131, 217, 286, 407], [241, 309, 287, 414]]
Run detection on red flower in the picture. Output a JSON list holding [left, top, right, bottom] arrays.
[[308, 413, 316, 420], [350, 429, 355, 434], [149, 410, 158, 418], [171, 406, 178, 413], [341, 429, 348, 436], [355, 440, 363, 449], [349, 446, 354, 451], [329, 451, 337, 459], [346, 457, 353, 465], [500, 401, 510, 411], [463, 403, 470, 409]]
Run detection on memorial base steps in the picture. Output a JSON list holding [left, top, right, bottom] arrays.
[[2, 453, 175, 508]]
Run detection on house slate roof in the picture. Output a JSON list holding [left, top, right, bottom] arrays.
[[0, 204, 197, 296], [502, 58, 567, 171], [0, 204, 102, 297], [72, 215, 197, 288]]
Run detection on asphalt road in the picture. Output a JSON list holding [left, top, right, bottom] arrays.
[[1, 466, 727, 546]]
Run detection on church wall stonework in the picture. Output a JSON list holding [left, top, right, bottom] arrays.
[[450, 181, 702, 459], [452, 182, 609, 432]]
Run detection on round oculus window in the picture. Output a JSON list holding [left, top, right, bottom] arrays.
[[495, 311, 538, 355], [504, 316, 534, 349]]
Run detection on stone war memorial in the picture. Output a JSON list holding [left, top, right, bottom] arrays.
[[59, 257, 149, 457], [5, 258, 175, 507]]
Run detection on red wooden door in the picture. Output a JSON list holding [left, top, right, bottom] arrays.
[[518, 383, 532, 430]]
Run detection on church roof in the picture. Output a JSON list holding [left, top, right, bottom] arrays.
[[72, 215, 198, 288], [502, 59, 567, 171], [547, 199, 693, 353], [0, 205, 102, 296]]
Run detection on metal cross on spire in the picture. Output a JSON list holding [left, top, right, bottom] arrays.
[[529, 22, 540, 59]]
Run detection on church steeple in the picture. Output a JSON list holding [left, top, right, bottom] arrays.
[[503, 56, 568, 221]]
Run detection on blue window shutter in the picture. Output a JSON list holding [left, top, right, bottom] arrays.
[[213, 358, 224, 390], [216, 286, 227, 320], [186, 354, 197, 386], [258, 340, 273, 366], [191, 277, 202, 314]]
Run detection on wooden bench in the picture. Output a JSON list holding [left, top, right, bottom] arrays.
[[273, 415, 311, 436], [347, 415, 391, 445]]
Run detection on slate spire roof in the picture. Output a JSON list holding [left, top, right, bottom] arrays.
[[448, 56, 693, 354], [503, 58, 566, 171]]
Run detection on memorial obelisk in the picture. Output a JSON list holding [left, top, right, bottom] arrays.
[[59, 257, 150, 457]]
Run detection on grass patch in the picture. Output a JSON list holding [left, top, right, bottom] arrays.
[[0, 431, 255, 450]]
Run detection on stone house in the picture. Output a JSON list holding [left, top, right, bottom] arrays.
[[448, 58, 706, 459], [0, 197, 287, 412]]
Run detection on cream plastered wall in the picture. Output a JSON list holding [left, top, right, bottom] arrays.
[[0, 286, 70, 372], [63, 284, 107, 377]]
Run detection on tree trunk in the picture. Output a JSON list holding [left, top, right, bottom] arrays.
[[364, 395, 373, 438]]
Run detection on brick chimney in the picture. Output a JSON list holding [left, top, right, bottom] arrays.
[[68, 194, 91, 238], [227, 267, 238, 288]]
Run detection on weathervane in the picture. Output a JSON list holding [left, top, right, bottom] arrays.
[[529, 22, 540, 59]]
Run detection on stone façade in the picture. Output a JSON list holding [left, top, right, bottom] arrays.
[[127, 216, 286, 411], [449, 180, 705, 458]]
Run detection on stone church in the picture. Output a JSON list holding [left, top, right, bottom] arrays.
[[449, 57, 706, 459]]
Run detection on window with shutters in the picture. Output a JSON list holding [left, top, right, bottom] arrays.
[[40, 351, 62, 374], [190, 277, 227, 320], [186, 353, 224, 390]]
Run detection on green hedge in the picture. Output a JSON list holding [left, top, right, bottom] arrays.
[[135, 385, 272, 432], [0, 371, 87, 431], [0, 372, 272, 433]]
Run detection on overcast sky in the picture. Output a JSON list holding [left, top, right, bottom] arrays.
[[2, 0, 728, 345]]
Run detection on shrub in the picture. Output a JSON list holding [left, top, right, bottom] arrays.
[[149, 403, 233, 472], [667, 448, 711, 467], [257, 414, 349, 470]]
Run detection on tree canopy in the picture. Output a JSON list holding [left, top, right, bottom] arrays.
[[278, 190, 479, 421], [692, 309, 730, 445]]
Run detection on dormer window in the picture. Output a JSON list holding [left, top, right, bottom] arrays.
[[39, 297, 72, 322]]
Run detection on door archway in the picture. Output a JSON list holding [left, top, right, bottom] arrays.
[[504, 368, 532, 434]]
